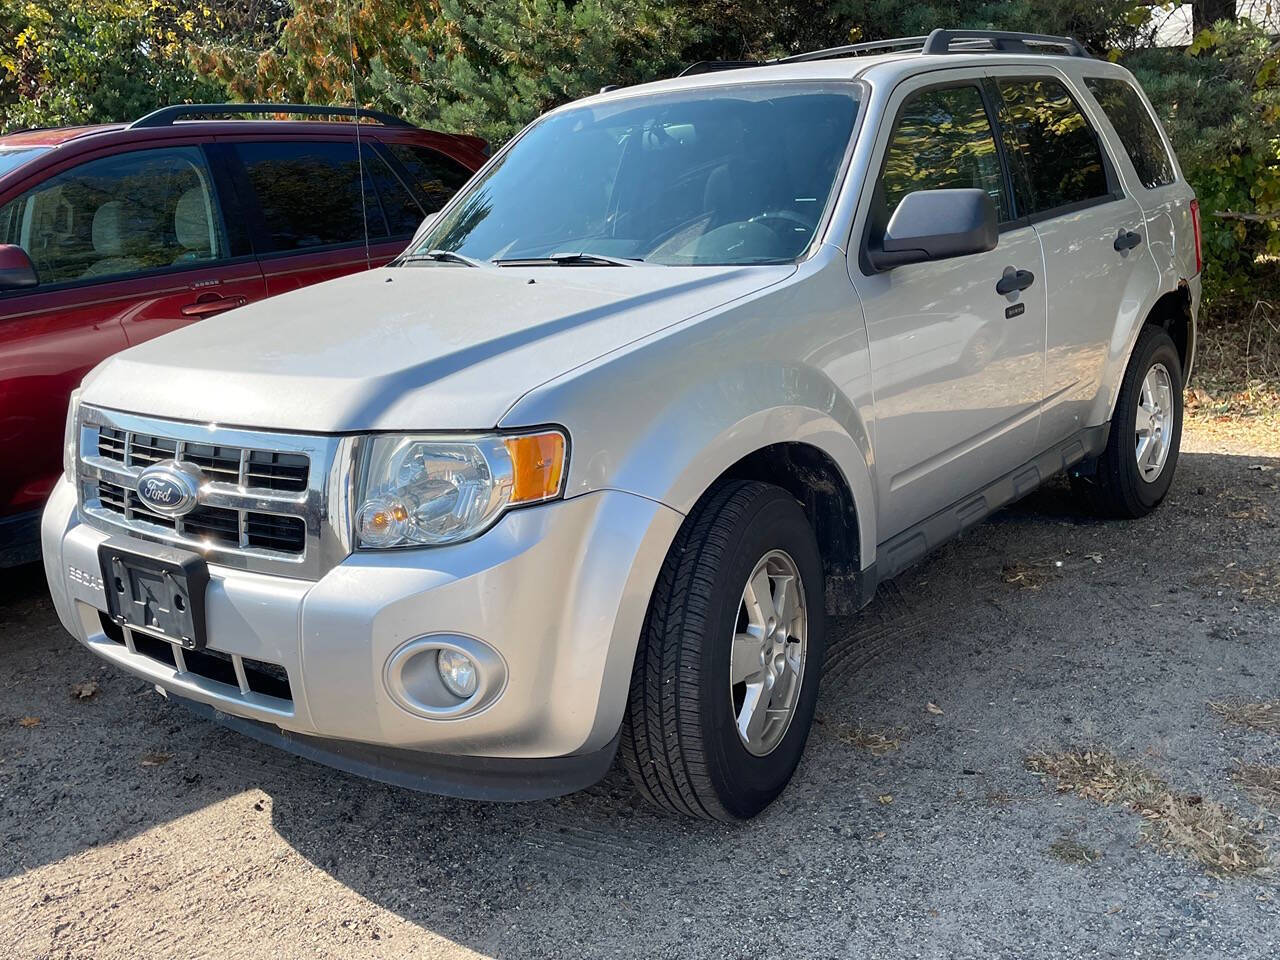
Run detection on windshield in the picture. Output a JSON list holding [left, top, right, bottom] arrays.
[[0, 146, 51, 179], [415, 81, 861, 266]]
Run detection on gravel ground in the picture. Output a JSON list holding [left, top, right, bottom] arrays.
[[2, 422, 1279, 960]]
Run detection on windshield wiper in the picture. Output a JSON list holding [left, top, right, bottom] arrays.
[[493, 252, 641, 267], [398, 249, 491, 268]]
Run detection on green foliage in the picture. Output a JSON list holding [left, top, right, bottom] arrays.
[[0, 1, 225, 132], [191, 0, 427, 106], [1127, 19, 1280, 298], [373, 0, 689, 144]]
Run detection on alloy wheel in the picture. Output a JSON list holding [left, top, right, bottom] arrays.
[[728, 549, 808, 756]]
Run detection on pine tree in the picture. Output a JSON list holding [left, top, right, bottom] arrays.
[[373, 0, 690, 143]]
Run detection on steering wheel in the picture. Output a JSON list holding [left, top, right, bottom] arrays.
[[748, 209, 816, 238]]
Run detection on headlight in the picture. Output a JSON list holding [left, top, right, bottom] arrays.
[[355, 430, 567, 548], [62, 388, 82, 483]]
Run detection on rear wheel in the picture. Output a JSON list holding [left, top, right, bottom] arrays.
[[620, 480, 826, 820], [1073, 325, 1184, 518]]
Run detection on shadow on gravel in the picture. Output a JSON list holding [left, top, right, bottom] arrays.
[[3, 450, 1280, 955]]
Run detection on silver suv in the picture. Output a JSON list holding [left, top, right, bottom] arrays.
[[43, 30, 1200, 820]]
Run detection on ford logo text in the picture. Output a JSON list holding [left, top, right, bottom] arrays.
[[135, 461, 203, 517]]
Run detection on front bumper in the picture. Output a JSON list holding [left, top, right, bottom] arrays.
[[42, 479, 681, 797]]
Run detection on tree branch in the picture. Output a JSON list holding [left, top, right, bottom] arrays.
[[1212, 210, 1280, 223]]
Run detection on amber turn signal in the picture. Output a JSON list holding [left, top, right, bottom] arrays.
[[504, 432, 566, 504]]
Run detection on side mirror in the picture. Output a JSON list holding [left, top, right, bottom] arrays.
[[0, 244, 38, 290], [868, 188, 998, 272], [409, 212, 439, 250]]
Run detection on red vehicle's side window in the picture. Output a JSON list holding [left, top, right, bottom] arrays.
[[232, 140, 383, 251], [231, 139, 438, 252], [0, 146, 228, 287], [386, 142, 475, 213]]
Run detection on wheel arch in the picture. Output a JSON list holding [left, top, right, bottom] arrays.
[[1102, 280, 1195, 423], [716, 441, 867, 615], [1143, 283, 1195, 379], [647, 400, 877, 578]]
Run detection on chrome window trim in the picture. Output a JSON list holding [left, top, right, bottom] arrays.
[[77, 405, 357, 580]]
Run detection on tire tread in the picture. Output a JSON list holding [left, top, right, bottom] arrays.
[[619, 480, 770, 821]]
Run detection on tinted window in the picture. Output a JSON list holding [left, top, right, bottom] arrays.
[[0, 146, 226, 285], [235, 140, 383, 251], [878, 84, 1010, 226], [996, 78, 1109, 214], [415, 82, 860, 266], [367, 149, 424, 236], [387, 143, 473, 213], [1084, 77, 1174, 189]]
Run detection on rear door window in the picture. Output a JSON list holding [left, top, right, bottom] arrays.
[[386, 143, 474, 213], [1083, 77, 1175, 189], [233, 140, 384, 252], [875, 83, 1011, 232], [995, 78, 1111, 216], [0, 146, 227, 285]]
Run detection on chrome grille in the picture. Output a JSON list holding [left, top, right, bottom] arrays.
[[93, 480, 306, 553], [77, 406, 358, 579], [96, 426, 308, 491]]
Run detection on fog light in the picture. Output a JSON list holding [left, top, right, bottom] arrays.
[[437, 648, 478, 699]]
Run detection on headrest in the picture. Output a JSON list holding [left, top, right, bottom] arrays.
[[91, 201, 127, 257], [91, 199, 158, 257], [174, 188, 212, 253]]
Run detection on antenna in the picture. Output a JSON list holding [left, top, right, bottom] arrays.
[[344, 0, 372, 270]]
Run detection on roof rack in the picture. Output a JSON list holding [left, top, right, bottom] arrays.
[[129, 103, 413, 129], [677, 60, 763, 78], [673, 28, 1089, 77], [775, 36, 930, 64], [921, 29, 1088, 57]]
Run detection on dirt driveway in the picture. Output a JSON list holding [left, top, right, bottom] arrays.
[[3, 423, 1279, 960]]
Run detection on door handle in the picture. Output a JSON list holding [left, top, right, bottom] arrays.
[[180, 295, 247, 318], [1114, 229, 1143, 252], [995, 267, 1035, 296]]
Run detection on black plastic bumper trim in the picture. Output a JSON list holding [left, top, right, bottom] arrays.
[[169, 693, 619, 802]]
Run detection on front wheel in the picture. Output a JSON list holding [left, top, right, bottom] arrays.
[[620, 480, 826, 820], [1073, 325, 1184, 518]]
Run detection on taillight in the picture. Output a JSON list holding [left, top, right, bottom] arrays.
[[1190, 198, 1203, 275]]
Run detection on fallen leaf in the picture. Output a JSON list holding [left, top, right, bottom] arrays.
[[18, 716, 40, 728], [1086, 553, 1104, 564], [140, 752, 173, 767], [926, 702, 943, 715], [1248, 464, 1273, 472], [70, 680, 99, 700], [877, 794, 894, 805]]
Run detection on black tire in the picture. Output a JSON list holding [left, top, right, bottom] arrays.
[[619, 480, 826, 821], [1073, 325, 1184, 519]]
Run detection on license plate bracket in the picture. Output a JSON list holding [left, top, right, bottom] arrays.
[[98, 538, 210, 651]]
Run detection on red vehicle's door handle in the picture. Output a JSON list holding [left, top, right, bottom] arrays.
[[180, 295, 247, 317]]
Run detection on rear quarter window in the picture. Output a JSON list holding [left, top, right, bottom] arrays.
[[387, 143, 474, 213], [1083, 76, 1175, 189]]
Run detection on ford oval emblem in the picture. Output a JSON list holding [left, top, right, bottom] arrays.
[[135, 461, 203, 517]]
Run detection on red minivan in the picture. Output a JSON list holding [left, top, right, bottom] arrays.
[[0, 104, 486, 565]]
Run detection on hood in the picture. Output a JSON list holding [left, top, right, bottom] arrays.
[[82, 263, 793, 433]]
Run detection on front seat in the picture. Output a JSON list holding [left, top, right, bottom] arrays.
[[79, 200, 150, 280]]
